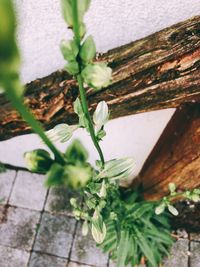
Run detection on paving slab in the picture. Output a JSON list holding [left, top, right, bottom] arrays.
[[34, 212, 76, 258], [163, 238, 189, 267], [9, 171, 47, 211], [45, 186, 81, 216], [0, 245, 30, 267], [29, 252, 68, 267], [71, 222, 108, 267], [0, 206, 40, 250], [190, 241, 200, 267], [190, 233, 200, 242], [0, 170, 16, 204]]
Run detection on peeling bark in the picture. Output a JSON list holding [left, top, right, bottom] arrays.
[[0, 16, 200, 140]]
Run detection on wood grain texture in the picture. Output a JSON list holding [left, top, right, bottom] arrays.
[[0, 15, 200, 140], [141, 104, 200, 201]]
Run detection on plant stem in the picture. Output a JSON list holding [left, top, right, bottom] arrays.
[[5, 79, 65, 165], [72, 0, 105, 165], [77, 75, 105, 165]]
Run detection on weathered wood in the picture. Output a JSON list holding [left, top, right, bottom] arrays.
[[140, 104, 200, 201], [0, 16, 200, 140]]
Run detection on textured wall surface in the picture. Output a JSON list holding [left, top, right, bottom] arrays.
[[0, 0, 200, 176]]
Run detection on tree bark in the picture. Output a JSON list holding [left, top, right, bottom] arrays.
[[0, 15, 200, 140], [140, 104, 200, 201]]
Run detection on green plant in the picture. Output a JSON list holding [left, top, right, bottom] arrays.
[[1, 1, 200, 267]]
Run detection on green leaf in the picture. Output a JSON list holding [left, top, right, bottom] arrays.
[[134, 228, 157, 267], [61, 0, 73, 27], [98, 158, 135, 180], [64, 61, 79, 75], [73, 98, 89, 130], [82, 220, 89, 236], [116, 231, 129, 267], [155, 203, 166, 215], [77, 0, 91, 22], [91, 221, 106, 244], [96, 129, 106, 141], [60, 39, 79, 62], [80, 35, 96, 63], [46, 124, 78, 143], [79, 22, 87, 39], [65, 139, 89, 163], [92, 210, 104, 233], [45, 163, 65, 187], [167, 205, 179, 216], [98, 180, 107, 198]]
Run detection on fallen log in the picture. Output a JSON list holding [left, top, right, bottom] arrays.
[[140, 104, 200, 201], [0, 15, 200, 140]]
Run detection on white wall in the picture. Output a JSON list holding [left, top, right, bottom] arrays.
[[0, 0, 200, 176]]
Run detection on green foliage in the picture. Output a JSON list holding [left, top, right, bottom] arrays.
[[155, 183, 200, 216], [45, 140, 92, 189], [71, 184, 174, 267]]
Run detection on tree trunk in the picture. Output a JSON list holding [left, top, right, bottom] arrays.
[[140, 104, 200, 201], [0, 16, 200, 140]]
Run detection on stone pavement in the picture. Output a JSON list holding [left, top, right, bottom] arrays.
[[0, 170, 200, 267]]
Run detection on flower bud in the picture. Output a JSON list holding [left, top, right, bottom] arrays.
[[81, 63, 112, 90], [168, 183, 176, 194], [93, 101, 109, 132], [24, 149, 53, 174], [65, 164, 92, 189], [80, 35, 96, 63], [65, 61, 79, 75], [61, 0, 73, 27], [191, 194, 200, 203], [60, 39, 79, 62], [70, 198, 77, 208]]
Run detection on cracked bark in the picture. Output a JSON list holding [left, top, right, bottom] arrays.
[[0, 15, 200, 140]]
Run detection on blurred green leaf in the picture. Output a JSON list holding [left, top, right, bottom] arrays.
[[65, 139, 89, 163], [46, 124, 78, 143], [45, 163, 65, 187]]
